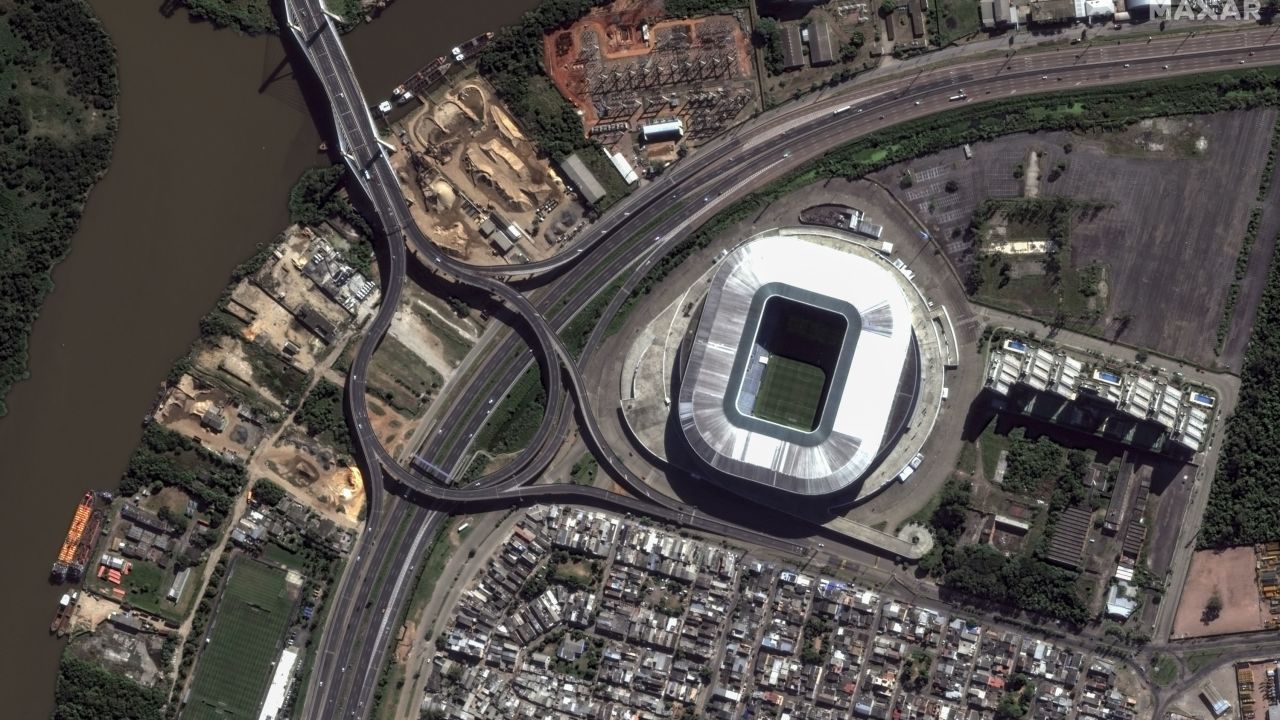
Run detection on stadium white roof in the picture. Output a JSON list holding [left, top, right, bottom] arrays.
[[678, 230, 922, 496]]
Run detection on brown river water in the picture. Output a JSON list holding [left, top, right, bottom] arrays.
[[0, 0, 535, 713]]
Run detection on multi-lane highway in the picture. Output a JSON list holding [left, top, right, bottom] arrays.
[[279, 1, 1280, 715]]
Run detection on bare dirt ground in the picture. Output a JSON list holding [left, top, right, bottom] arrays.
[[869, 109, 1278, 369], [153, 374, 264, 460], [1173, 546, 1267, 639], [190, 336, 284, 407], [71, 592, 124, 631], [543, 0, 755, 142], [229, 280, 327, 372], [1168, 662, 1238, 720], [396, 78, 571, 262], [365, 397, 411, 459], [389, 306, 456, 381], [252, 438, 363, 526]]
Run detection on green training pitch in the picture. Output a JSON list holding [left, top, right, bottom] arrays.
[[185, 559, 295, 720], [753, 355, 826, 431]]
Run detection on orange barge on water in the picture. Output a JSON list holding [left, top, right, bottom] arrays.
[[50, 491, 103, 584]]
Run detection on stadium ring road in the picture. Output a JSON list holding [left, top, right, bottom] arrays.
[[408, 31, 1280, 494], [286, 2, 1280, 714], [319, 6, 1280, 536], [289, 0, 1280, 553]]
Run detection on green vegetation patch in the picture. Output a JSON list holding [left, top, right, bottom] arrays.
[[288, 164, 371, 236], [473, 367, 546, 456], [0, 0, 118, 417], [295, 378, 355, 456], [55, 655, 165, 720], [476, 0, 603, 160], [918, 432, 1092, 625], [570, 454, 599, 485], [368, 335, 443, 416], [968, 199, 1109, 330], [244, 340, 311, 409], [1001, 429, 1068, 494], [931, 0, 983, 46], [561, 276, 626, 358], [942, 544, 1090, 626], [180, 0, 363, 34], [119, 424, 246, 527], [185, 560, 294, 720], [252, 478, 288, 507], [956, 442, 978, 475], [979, 420, 1009, 481], [1151, 654, 1178, 686], [410, 303, 474, 368], [753, 355, 825, 430], [663, 0, 747, 17], [178, 0, 275, 34], [1215, 209, 1265, 354], [1186, 650, 1221, 673], [1202, 226, 1280, 548], [406, 521, 456, 619]]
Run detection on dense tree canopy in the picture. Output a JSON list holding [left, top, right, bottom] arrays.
[[662, 0, 747, 17], [54, 656, 165, 720], [0, 0, 118, 416], [943, 546, 1091, 627], [252, 478, 288, 507], [288, 164, 370, 236], [475, 0, 604, 159], [1202, 228, 1280, 548], [1001, 430, 1067, 493], [118, 424, 246, 526], [294, 378, 354, 455]]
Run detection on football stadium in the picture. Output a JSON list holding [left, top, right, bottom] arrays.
[[676, 228, 942, 513]]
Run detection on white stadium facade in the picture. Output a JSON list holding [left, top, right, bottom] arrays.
[[676, 227, 943, 514]]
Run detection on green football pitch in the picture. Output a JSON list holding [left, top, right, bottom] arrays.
[[185, 560, 294, 720], [753, 355, 826, 430]]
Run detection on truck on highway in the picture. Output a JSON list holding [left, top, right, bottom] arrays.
[[948, 91, 967, 102], [833, 105, 852, 115]]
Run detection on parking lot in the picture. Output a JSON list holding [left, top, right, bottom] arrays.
[[871, 108, 1279, 368]]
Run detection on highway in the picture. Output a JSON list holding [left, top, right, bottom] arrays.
[[279, 1, 1280, 715]]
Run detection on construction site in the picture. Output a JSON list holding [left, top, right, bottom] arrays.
[[152, 374, 267, 463], [253, 435, 365, 526], [189, 227, 378, 411], [543, 0, 756, 154], [394, 78, 582, 262], [1256, 542, 1280, 629], [1233, 659, 1280, 720]]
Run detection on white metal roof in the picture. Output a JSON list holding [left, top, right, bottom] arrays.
[[679, 230, 921, 495]]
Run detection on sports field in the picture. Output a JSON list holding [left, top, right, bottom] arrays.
[[185, 559, 295, 720], [754, 355, 826, 430]]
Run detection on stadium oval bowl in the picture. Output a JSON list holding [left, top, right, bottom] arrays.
[[676, 227, 944, 511]]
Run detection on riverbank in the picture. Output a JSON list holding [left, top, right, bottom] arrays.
[[177, 0, 365, 34], [0, 0, 118, 416]]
